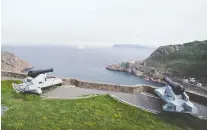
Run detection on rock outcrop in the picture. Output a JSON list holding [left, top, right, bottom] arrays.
[[1, 51, 32, 73], [106, 61, 165, 84]]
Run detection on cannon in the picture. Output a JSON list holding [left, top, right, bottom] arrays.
[[13, 68, 62, 94], [163, 77, 185, 95], [28, 68, 53, 78], [154, 76, 197, 114]]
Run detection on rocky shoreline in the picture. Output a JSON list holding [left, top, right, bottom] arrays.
[[105, 61, 207, 96], [105, 61, 166, 85], [105, 40, 207, 95]]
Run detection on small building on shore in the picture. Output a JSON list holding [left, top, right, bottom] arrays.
[[183, 79, 189, 83], [130, 61, 135, 64], [189, 78, 196, 83], [197, 83, 202, 87]]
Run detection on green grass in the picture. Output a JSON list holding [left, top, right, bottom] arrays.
[[1, 80, 207, 130]]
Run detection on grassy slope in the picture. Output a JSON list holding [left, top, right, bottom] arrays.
[[1, 80, 207, 130]]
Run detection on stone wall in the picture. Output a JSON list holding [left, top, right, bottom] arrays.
[[135, 85, 158, 95], [62, 78, 136, 93], [186, 91, 207, 106], [1, 71, 27, 78], [62, 78, 158, 94]]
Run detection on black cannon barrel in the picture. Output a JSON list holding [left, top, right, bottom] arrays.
[[164, 77, 185, 95], [28, 68, 53, 78]]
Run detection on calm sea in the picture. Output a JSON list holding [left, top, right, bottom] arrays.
[[2, 45, 164, 86]]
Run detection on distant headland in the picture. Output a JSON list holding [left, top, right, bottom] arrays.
[[113, 44, 152, 49]]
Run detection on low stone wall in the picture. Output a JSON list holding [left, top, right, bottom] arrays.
[[1, 71, 27, 78], [62, 78, 135, 93], [62, 78, 158, 94], [186, 91, 207, 106]]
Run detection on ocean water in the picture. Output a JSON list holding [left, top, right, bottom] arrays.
[[2, 45, 164, 86]]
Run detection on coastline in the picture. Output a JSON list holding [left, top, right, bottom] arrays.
[[105, 61, 207, 96], [105, 61, 166, 85]]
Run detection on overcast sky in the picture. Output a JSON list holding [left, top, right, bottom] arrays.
[[2, 0, 207, 47]]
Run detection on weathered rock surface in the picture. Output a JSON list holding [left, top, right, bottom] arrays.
[[1, 51, 32, 73], [106, 61, 165, 84]]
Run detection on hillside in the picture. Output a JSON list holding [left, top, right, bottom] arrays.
[[106, 40, 207, 85], [1, 51, 32, 73], [144, 40, 207, 82]]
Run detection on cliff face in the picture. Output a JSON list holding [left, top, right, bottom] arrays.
[[1, 51, 32, 73]]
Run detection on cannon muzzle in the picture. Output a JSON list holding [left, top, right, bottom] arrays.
[[164, 77, 185, 95], [28, 68, 53, 78]]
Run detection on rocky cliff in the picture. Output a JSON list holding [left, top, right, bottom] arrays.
[[1, 51, 32, 73], [106, 40, 207, 85]]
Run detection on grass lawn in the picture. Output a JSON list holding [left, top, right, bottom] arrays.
[[1, 80, 207, 130]]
